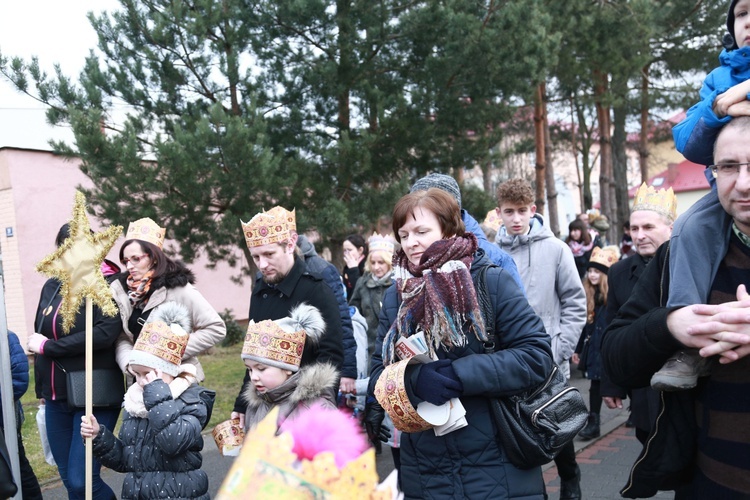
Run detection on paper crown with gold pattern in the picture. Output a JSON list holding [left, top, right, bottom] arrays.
[[126, 217, 166, 249], [631, 183, 677, 221], [241, 206, 297, 248], [242, 303, 325, 372], [367, 233, 395, 256], [129, 302, 191, 376], [374, 359, 433, 433], [483, 209, 502, 233], [215, 407, 397, 500], [587, 246, 620, 275], [213, 419, 245, 457]]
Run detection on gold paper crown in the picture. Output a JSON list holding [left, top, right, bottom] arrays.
[[213, 419, 246, 456], [483, 209, 501, 232], [631, 183, 677, 221], [133, 320, 188, 366], [242, 320, 306, 372], [367, 233, 395, 255], [126, 217, 166, 249], [216, 408, 391, 500], [588, 246, 619, 272], [241, 207, 296, 248], [374, 359, 432, 433]]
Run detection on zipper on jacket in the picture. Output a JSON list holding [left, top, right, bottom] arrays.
[[50, 301, 62, 401], [622, 390, 666, 496]]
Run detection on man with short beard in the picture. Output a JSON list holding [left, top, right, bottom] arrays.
[[229, 206, 344, 428]]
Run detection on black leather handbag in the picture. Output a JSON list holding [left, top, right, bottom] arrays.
[[56, 362, 125, 410], [476, 265, 589, 469]]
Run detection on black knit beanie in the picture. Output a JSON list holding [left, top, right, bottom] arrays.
[[727, 0, 740, 50]]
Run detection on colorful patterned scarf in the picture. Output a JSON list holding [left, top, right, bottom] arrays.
[[382, 233, 486, 365], [127, 271, 154, 308]]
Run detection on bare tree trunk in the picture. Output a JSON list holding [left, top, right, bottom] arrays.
[[534, 83, 546, 214], [612, 77, 630, 247], [543, 88, 560, 236], [639, 65, 651, 183], [594, 70, 613, 233]]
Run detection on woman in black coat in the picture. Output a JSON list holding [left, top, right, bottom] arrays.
[[26, 224, 123, 500]]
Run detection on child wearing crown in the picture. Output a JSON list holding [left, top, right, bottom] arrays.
[[241, 303, 340, 432], [80, 302, 216, 499]]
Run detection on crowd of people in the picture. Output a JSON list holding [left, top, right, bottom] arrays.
[[3, 0, 750, 498]]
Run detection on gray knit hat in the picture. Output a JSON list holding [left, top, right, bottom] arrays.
[[410, 173, 462, 209]]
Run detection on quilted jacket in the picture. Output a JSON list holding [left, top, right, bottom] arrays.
[[92, 380, 214, 499], [369, 249, 553, 499]]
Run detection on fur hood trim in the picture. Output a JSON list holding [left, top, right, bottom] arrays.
[[148, 301, 192, 333], [243, 362, 339, 409]]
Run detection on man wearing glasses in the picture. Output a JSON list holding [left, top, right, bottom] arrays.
[[602, 116, 750, 497]]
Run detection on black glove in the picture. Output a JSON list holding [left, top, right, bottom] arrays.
[[413, 359, 463, 406], [364, 397, 390, 453]]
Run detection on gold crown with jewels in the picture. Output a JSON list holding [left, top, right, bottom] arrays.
[[242, 320, 306, 372], [215, 408, 396, 500], [631, 183, 677, 221], [241, 207, 296, 248], [126, 217, 166, 249]]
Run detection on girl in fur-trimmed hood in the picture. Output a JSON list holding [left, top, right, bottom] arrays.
[[241, 303, 339, 432]]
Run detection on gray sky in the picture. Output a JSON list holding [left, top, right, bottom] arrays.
[[0, 0, 119, 149]]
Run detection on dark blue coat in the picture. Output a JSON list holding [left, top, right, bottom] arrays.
[[0, 331, 28, 430], [369, 250, 553, 499], [92, 381, 214, 499]]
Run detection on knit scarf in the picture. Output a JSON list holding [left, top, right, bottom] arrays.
[[568, 238, 594, 258], [382, 233, 485, 365], [127, 271, 154, 308], [123, 364, 198, 418]]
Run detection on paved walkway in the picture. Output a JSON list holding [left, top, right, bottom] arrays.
[[41, 371, 673, 499]]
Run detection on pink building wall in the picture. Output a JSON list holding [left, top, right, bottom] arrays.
[[0, 147, 250, 346]]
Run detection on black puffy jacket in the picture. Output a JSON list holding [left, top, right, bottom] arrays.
[[93, 381, 215, 499]]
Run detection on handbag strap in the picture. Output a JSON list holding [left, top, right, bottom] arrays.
[[475, 264, 497, 354]]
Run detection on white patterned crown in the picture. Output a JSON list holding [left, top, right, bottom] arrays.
[[367, 232, 395, 255]]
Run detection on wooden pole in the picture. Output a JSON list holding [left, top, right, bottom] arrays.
[[86, 297, 93, 500]]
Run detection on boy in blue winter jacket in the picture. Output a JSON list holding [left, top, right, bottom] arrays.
[[656, 0, 750, 390]]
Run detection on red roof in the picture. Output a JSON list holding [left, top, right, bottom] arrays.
[[628, 159, 709, 197]]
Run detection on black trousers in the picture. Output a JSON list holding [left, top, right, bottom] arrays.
[[554, 440, 579, 481]]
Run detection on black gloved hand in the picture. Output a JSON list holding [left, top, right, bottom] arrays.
[[364, 397, 390, 453], [413, 359, 463, 406]]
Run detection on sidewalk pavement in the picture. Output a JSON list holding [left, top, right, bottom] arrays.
[[41, 370, 669, 499]]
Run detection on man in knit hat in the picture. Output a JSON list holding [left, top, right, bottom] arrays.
[[410, 173, 525, 293], [231, 206, 345, 429]]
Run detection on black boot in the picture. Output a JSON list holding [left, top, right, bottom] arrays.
[[578, 412, 600, 440], [560, 465, 582, 500]]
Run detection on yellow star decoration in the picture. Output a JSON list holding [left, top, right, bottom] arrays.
[[36, 191, 123, 334]]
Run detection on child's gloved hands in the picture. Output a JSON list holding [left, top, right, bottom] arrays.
[[413, 359, 463, 406]]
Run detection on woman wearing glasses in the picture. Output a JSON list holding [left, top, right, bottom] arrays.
[[110, 217, 226, 383]]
